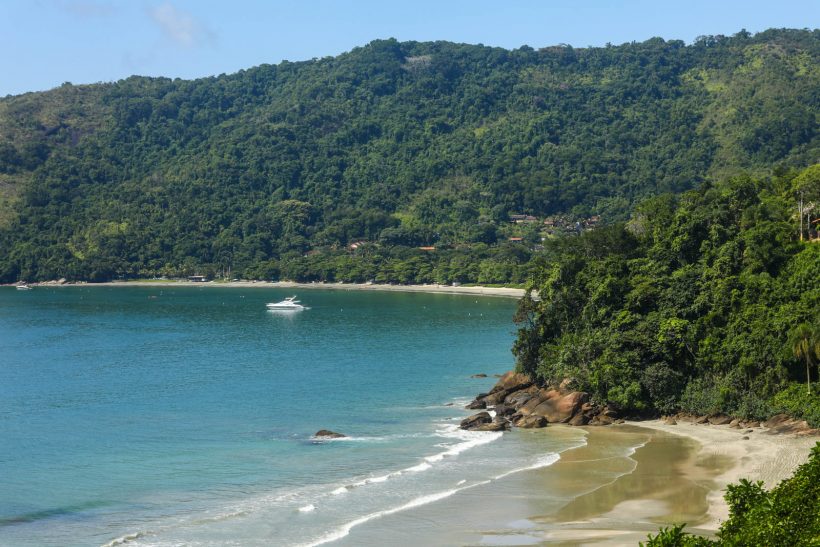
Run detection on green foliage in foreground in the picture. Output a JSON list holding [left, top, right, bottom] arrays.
[[0, 29, 818, 283], [642, 442, 820, 546], [513, 168, 820, 420]]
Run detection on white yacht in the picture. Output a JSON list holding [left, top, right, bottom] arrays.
[[266, 296, 306, 311], [16, 284, 32, 291]]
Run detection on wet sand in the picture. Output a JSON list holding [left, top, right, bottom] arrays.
[[335, 425, 730, 546]]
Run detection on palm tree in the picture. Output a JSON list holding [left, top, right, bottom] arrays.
[[790, 323, 819, 395]]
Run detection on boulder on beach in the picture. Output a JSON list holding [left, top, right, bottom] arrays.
[[763, 414, 816, 435], [708, 415, 732, 425], [515, 415, 548, 428], [476, 418, 511, 432], [313, 429, 346, 438]]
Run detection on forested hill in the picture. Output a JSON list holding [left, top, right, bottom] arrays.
[[0, 29, 818, 282]]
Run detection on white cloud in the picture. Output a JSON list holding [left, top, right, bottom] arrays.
[[148, 2, 215, 48]]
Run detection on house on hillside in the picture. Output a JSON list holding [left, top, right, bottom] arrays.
[[510, 214, 538, 224]]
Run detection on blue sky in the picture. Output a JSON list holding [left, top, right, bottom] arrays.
[[2, 0, 818, 96]]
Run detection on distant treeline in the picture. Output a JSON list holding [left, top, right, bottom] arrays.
[[0, 29, 818, 282]]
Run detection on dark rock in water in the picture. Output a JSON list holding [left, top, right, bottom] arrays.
[[493, 374, 503, 378], [708, 415, 732, 425], [444, 402, 454, 407], [471, 373, 488, 378], [460, 412, 492, 430], [742, 436, 749, 440], [516, 415, 548, 428], [314, 430, 346, 438], [466, 398, 487, 410]]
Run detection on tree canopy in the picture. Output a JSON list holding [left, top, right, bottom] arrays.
[[513, 167, 820, 424], [0, 29, 818, 283]]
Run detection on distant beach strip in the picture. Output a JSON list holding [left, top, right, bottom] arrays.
[[20, 279, 527, 298]]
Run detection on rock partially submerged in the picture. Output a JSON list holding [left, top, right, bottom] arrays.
[[461, 371, 617, 431], [313, 429, 346, 439], [460, 412, 492, 430]]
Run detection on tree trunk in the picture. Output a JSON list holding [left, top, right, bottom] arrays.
[[808, 354, 812, 395]]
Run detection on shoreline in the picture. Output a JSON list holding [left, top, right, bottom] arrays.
[[11, 280, 526, 298], [406, 421, 818, 546], [623, 419, 817, 531]]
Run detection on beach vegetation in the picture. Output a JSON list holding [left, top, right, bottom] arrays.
[[514, 166, 820, 421], [643, 442, 820, 545]]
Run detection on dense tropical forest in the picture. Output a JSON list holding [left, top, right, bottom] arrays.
[[0, 28, 818, 282], [513, 166, 820, 425]]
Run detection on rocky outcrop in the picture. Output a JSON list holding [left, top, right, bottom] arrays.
[[460, 411, 492, 430], [708, 415, 732, 425], [763, 414, 819, 435], [476, 417, 512, 432], [314, 430, 346, 438], [464, 371, 819, 437], [463, 372, 617, 431], [515, 415, 548, 428]]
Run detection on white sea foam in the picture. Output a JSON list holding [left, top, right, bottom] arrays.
[[493, 453, 561, 480], [298, 504, 316, 513], [101, 531, 146, 547], [331, 487, 348, 495], [424, 425, 503, 463], [405, 462, 431, 472], [301, 482, 491, 547]]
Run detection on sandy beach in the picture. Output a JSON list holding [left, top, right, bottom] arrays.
[[22, 279, 526, 298], [625, 419, 818, 532], [335, 422, 817, 546]]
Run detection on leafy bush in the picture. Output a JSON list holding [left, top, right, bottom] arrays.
[[770, 382, 820, 428], [718, 442, 820, 545], [643, 442, 820, 546], [641, 524, 712, 547], [679, 377, 724, 416]]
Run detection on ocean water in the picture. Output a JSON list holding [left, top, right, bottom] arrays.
[[0, 286, 588, 546]]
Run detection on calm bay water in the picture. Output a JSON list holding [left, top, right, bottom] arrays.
[[0, 286, 588, 546]]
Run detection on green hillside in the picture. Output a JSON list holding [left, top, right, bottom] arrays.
[[0, 29, 817, 282], [513, 166, 820, 424]]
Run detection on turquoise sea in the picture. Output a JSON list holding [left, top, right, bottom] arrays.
[[0, 286, 591, 546]]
